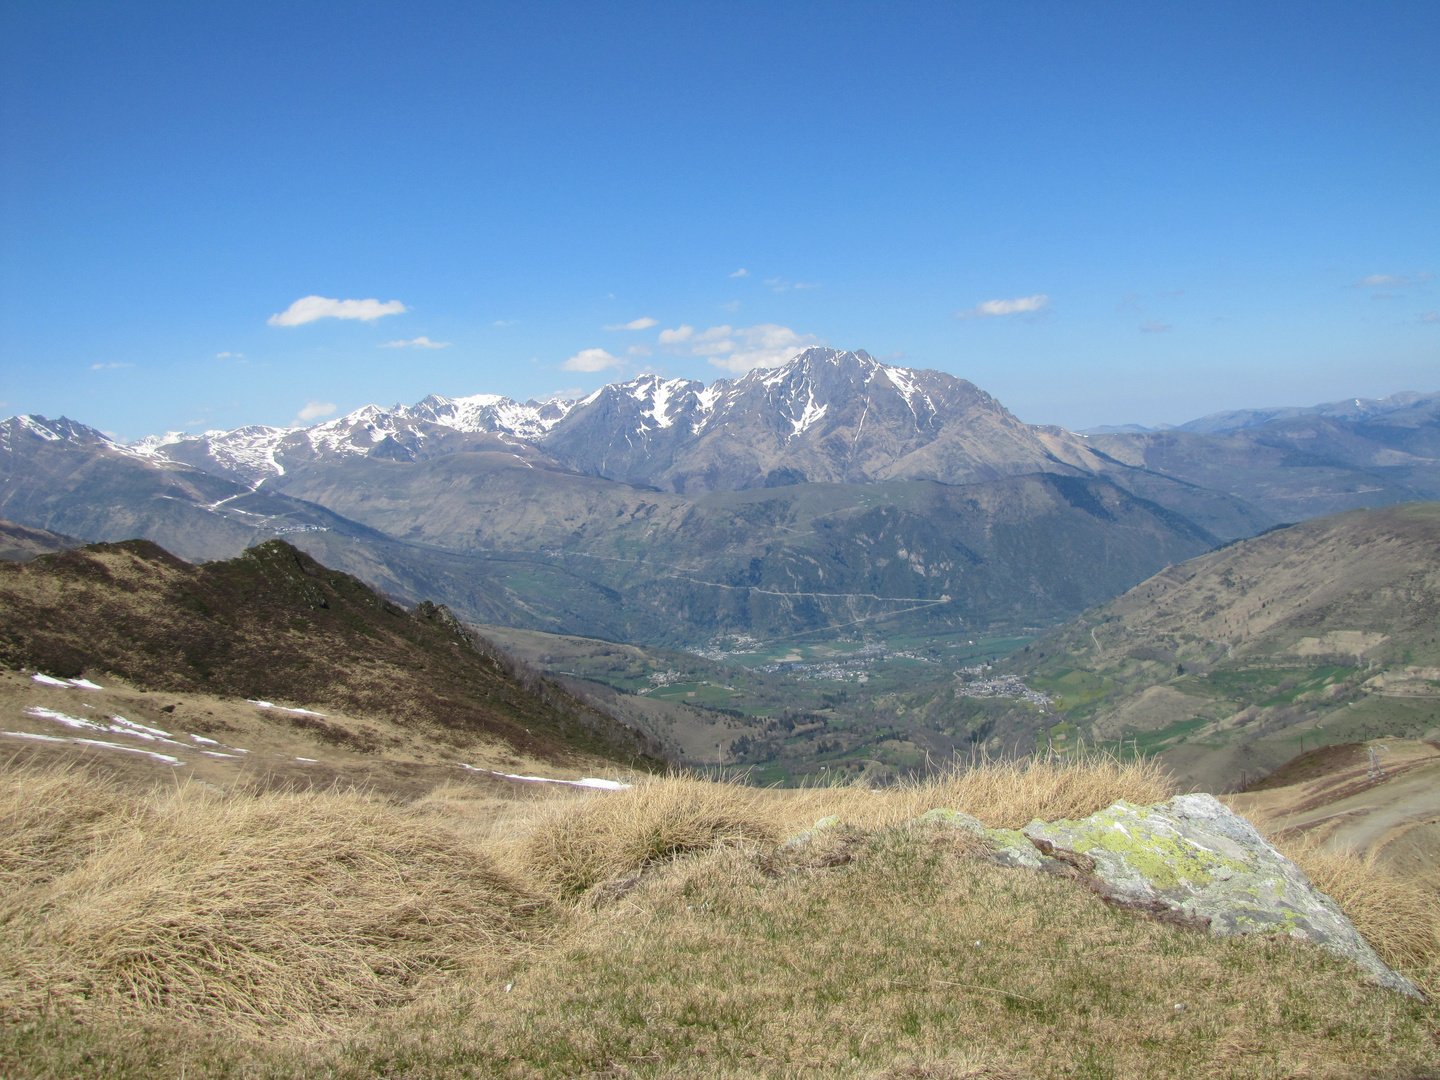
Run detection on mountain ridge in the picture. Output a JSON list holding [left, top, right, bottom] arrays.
[[1005, 502, 1440, 790], [1081, 389, 1440, 436], [4, 350, 1437, 647], [0, 536, 665, 769], [107, 349, 1119, 494]]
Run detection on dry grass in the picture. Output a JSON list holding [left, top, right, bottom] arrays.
[[369, 826, 1435, 1079], [776, 752, 1178, 833], [1274, 831, 1440, 996], [2, 755, 1437, 1079], [0, 759, 127, 892], [508, 754, 1176, 897], [515, 776, 787, 895], [866, 1057, 1034, 1080], [0, 767, 543, 1035]]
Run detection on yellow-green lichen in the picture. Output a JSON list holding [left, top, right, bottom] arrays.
[[1027, 803, 1253, 891]]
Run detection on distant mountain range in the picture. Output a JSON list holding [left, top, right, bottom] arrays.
[[3, 349, 1437, 645], [1079, 389, 1440, 435], [127, 349, 1104, 492]]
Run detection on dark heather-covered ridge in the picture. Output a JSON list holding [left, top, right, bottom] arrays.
[[0, 537, 666, 769]]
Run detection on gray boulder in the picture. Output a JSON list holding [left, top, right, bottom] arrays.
[[915, 795, 1421, 998]]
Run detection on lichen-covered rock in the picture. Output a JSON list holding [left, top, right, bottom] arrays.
[[1020, 793, 1421, 998]]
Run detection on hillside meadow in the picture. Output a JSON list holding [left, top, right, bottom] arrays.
[[3, 757, 1438, 1080]]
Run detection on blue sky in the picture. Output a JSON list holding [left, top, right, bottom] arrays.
[[1, 1, 1436, 441]]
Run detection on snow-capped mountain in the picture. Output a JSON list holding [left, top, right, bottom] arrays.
[[540, 348, 1108, 491], [0, 413, 384, 564], [8, 349, 1435, 538], [0, 413, 122, 453], [108, 349, 1111, 492], [124, 393, 576, 486]]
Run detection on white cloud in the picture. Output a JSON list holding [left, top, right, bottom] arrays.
[[562, 347, 624, 372], [297, 401, 337, 422], [604, 316, 658, 331], [719, 299, 741, 313], [493, 319, 517, 327], [89, 362, 134, 370], [1139, 320, 1173, 333], [1422, 311, 1439, 324], [1355, 272, 1433, 290], [627, 343, 653, 356], [659, 323, 823, 374], [954, 294, 1050, 319], [379, 336, 451, 349], [268, 295, 408, 326], [215, 351, 244, 359], [1358, 274, 1405, 289], [763, 277, 821, 293], [729, 268, 748, 278]]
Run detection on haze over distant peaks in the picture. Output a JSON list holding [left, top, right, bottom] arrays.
[[1079, 389, 1440, 436]]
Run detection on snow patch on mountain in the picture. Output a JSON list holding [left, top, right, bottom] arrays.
[[405, 393, 576, 439], [788, 391, 827, 437]]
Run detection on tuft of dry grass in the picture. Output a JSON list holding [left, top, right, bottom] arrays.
[[0, 759, 128, 892], [516, 775, 787, 895], [0, 766, 545, 1035], [1274, 831, 1440, 995]]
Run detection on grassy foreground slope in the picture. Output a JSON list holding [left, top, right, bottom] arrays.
[[2, 759, 1437, 1080], [0, 538, 664, 771], [1006, 502, 1440, 790]]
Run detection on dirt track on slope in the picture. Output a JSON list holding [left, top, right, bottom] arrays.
[[1227, 739, 1440, 878]]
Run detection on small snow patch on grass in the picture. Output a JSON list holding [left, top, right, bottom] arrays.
[[248, 700, 327, 717], [457, 763, 630, 789], [29, 674, 103, 689]]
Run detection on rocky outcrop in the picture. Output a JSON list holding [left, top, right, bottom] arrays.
[[914, 795, 1421, 998]]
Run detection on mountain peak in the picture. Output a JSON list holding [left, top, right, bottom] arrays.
[[0, 414, 119, 453]]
